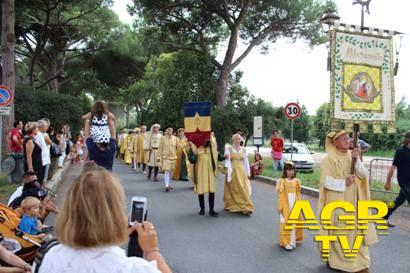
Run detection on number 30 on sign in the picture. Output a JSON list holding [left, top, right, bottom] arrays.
[[284, 102, 301, 120]]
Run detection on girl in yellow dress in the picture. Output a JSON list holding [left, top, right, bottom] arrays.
[[276, 161, 303, 250], [172, 128, 190, 181], [223, 134, 254, 215]]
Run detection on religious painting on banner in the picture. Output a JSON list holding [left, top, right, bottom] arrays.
[[329, 29, 396, 132], [184, 102, 211, 147]]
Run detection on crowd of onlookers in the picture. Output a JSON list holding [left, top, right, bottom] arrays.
[[9, 119, 85, 186]]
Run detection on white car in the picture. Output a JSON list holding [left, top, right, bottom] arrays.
[[282, 142, 314, 172]]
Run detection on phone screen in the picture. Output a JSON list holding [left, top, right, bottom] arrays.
[[131, 201, 145, 223]]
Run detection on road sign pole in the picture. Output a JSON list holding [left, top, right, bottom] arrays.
[[291, 119, 294, 161]]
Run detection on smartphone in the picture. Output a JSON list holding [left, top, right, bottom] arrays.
[[129, 196, 147, 226]]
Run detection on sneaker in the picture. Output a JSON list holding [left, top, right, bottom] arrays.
[[165, 187, 170, 192], [142, 171, 147, 175], [199, 209, 205, 215], [284, 245, 293, 251]]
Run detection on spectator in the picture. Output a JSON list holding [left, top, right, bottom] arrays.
[[56, 128, 67, 168], [9, 120, 24, 183], [0, 245, 32, 273], [83, 100, 116, 144], [250, 152, 264, 177], [47, 126, 59, 179], [23, 122, 44, 182], [270, 129, 284, 179], [75, 133, 85, 161], [36, 169, 172, 273], [35, 120, 51, 187], [384, 131, 410, 227], [18, 197, 46, 240]]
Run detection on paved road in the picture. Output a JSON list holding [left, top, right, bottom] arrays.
[[52, 161, 410, 273]]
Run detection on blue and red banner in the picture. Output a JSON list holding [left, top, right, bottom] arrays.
[[184, 102, 211, 147]]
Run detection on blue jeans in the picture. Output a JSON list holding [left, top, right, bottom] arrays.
[[273, 158, 284, 178]]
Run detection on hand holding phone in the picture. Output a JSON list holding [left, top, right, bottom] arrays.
[[129, 196, 147, 226]]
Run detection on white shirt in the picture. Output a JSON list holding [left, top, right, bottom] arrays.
[[37, 244, 161, 273], [35, 131, 51, 166]]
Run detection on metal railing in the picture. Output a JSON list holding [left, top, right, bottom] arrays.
[[368, 158, 401, 204]]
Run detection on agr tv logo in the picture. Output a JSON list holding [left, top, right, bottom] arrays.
[[285, 200, 389, 260]]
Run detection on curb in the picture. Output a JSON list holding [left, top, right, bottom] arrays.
[[46, 161, 71, 193], [254, 175, 320, 198]]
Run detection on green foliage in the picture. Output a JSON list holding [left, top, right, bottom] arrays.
[[312, 103, 331, 148], [14, 84, 89, 133]]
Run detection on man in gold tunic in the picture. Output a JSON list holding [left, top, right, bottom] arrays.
[[144, 124, 162, 181], [189, 134, 219, 217], [124, 130, 134, 165], [132, 128, 140, 171], [159, 126, 178, 192], [318, 130, 377, 273], [135, 125, 147, 174]]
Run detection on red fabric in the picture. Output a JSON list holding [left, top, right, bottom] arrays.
[[271, 137, 284, 153], [185, 130, 211, 148], [9, 128, 23, 153]]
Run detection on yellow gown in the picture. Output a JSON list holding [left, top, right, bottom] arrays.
[[136, 133, 147, 164], [159, 135, 177, 172], [124, 134, 133, 164], [276, 178, 303, 247], [318, 136, 377, 272], [173, 137, 190, 180], [119, 133, 127, 156], [132, 133, 139, 163], [223, 146, 254, 214], [191, 137, 218, 195]]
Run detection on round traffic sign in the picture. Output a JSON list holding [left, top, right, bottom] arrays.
[[284, 102, 301, 120], [0, 85, 14, 107]]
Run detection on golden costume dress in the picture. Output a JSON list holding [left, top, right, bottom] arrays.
[[276, 178, 303, 247], [136, 133, 147, 164], [318, 132, 377, 272], [223, 146, 254, 214], [124, 133, 133, 164], [173, 137, 189, 181], [159, 135, 177, 172]]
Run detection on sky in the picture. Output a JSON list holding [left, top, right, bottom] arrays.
[[111, 0, 410, 114]]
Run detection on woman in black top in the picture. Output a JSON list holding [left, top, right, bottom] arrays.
[[23, 122, 44, 181]]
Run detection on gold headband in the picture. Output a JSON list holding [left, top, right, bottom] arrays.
[[326, 130, 348, 140]]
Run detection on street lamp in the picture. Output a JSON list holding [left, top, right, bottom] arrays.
[[321, 10, 340, 71], [320, 10, 340, 32]]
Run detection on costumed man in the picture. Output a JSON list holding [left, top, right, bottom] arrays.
[[132, 128, 141, 171], [136, 125, 148, 174], [124, 130, 134, 165], [318, 130, 378, 273], [158, 126, 178, 192], [173, 128, 190, 181], [118, 129, 127, 160], [145, 124, 162, 181], [188, 133, 220, 217]]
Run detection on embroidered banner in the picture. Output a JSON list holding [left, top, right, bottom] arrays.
[[329, 30, 395, 129], [184, 101, 211, 147]]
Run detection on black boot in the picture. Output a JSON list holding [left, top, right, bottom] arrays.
[[147, 166, 153, 180], [198, 194, 205, 215], [153, 167, 159, 181], [209, 193, 218, 217]]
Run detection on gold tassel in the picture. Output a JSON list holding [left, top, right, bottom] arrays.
[[359, 122, 368, 133], [387, 124, 396, 134], [373, 124, 382, 134]]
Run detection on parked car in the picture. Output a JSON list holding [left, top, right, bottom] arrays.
[[282, 142, 314, 172]]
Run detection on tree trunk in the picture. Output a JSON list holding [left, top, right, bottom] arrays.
[[48, 54, 60, 94], [1, 0, 16, 157], [216, 67, 231, 106], [124, 105, 130, 128]]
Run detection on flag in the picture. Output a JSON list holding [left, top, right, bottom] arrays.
[[184, 102, 211, 147]]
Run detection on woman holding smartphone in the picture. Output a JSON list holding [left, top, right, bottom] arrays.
[[35, 168, 172, 273]]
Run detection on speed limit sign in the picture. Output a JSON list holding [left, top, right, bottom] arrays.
[[284, 102, 301, 120]]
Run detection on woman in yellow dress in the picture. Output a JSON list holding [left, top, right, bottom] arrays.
[[124, 130, 133, 165], [223, 134, 254, 215], [276, 161, 303, 251], [172, 128, 189, 181]]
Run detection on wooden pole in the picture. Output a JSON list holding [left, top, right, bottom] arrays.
[[351, 123, 360, 174]]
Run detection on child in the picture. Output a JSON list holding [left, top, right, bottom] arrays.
[[67, 146, 78, 163], [18, 197, 46, 239], [75, 134, 84, 161], [276, 161, 303, 251], [250, 152, 264, 177]]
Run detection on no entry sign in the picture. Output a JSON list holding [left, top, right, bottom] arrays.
[[284, 102, 301, 120], [0, 85, 13, 107]]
